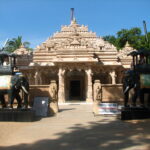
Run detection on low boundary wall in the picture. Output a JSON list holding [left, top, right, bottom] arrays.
[[29, 84, 124, 104]]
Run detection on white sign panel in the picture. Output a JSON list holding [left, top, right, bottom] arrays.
[[99, 103, 120, 115]]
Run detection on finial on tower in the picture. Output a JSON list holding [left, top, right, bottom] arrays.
[[20, 43, 25, 48], [71, 8, 74, 21]]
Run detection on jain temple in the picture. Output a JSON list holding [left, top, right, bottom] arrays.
[[13, 15, 134, 104]]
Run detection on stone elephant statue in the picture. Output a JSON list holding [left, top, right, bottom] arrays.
[[123, 70, 150, 107], [123, 70, 135, 107], [0, 74, 29, 108]]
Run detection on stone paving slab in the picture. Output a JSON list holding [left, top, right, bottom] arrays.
[[0, 104, 150, 150]]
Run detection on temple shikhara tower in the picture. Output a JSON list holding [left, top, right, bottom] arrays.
[[14, 10, 134, 103]]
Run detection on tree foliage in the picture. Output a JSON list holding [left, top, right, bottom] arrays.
[[103, 27, 150, 51], [2, 36, 33, 53]]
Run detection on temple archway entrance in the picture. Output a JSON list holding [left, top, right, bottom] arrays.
[[65, 70, 85, 101]]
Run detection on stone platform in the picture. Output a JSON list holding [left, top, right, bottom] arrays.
[[0, 108, 35, 122], [121, 107, 150, 120]]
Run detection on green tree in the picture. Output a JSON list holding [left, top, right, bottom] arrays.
[[103, 35, 117, 46], [4, 36, 32, 53], [103, 27, 150, 51]]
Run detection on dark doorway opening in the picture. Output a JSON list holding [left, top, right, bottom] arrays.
[[70, 80, 81, 100]]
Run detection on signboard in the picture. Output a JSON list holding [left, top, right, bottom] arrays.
[[99, 103, 120, 115], [140, 74, 150, 88], [33, 97, 50, 117], [0, 75, 12, 90]]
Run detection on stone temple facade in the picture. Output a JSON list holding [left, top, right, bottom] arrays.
[[14, 19, 134, 103]]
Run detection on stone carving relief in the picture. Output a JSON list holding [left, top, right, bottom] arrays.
[[117, 42, 135, 59], [109, 70, 116, 84], [49, 80, 57, 101], [93, 38, 105, 49], [13, 44, 31, 55], [35, 20, 110, 52], [93, 80, 102, 101], [49, 80, 59, 114]]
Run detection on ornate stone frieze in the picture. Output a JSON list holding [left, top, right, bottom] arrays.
[[13, 44, 32, 55]]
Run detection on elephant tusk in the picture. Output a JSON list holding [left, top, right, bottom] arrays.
[[124, 86, 129, 94], [134, 84, 137, 88], [21, 86, 28, 94]]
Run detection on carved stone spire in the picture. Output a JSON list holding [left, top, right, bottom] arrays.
[[20, 43, 25, 48], [124, 41, 131, 49], [70, 8, 74, 21]]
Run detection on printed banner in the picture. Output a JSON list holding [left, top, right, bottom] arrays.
[[140, 74, 150, 88], [0, 75, 12, 90], [99, 103, 120, 115]]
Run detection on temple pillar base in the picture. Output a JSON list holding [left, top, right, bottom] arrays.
[[86, 98, 93, 103]]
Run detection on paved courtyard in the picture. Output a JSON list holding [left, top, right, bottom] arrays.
[[0, 104, 150, 150]]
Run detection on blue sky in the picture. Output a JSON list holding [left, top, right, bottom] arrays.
[[0, 0, 150, 48]]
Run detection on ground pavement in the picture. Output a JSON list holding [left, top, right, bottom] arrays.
[[0, 103, 150, 150]]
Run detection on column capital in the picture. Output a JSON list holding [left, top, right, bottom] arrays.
[[58, 67, 66, 76], [109, 70, 116, 77], [85, 68, 93, 75]]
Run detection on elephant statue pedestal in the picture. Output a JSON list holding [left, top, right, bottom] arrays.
[[121, 107, 150, 120], [0, 108, 35, 122]]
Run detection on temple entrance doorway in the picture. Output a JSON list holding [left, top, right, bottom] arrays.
[[65, 70, 85, 101], [70, 80, 81, 100]]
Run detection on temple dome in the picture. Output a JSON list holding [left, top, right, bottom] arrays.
[[13, 44, 31, 55]]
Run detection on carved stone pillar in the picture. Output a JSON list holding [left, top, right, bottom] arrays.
[[28, 73, 33, 85], [34, 71, 42, 85], [109, 70, 116, 84], [58, 67, 66, 103], [85, 68, 93, 102]]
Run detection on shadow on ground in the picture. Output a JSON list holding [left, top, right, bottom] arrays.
[[59, 108, 76, 112], [0, 117, 150, 150]]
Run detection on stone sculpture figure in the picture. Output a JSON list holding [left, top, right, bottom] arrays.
[[51, 85, 57, 100], [123, 70, 146, 107], [96, 86, 101, 101], [49, 80, 59, 114], [123, 70, 135, 107], [123, 50, 150, 108], [49, 80, 57, 101], [93, 80, 102, 114]]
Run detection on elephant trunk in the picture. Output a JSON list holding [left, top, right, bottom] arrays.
[[21, 85, 28, 94]]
